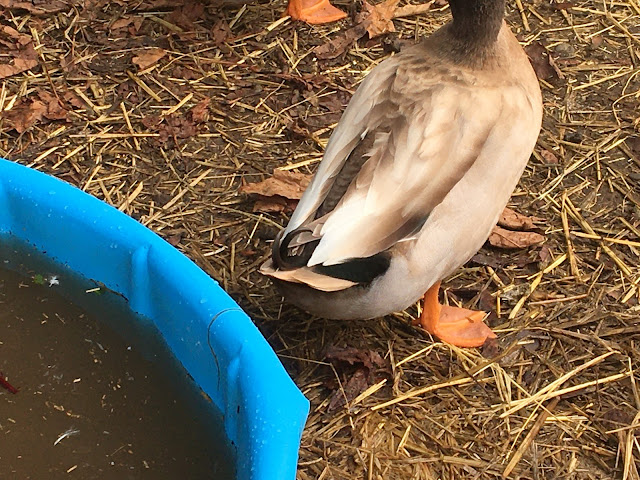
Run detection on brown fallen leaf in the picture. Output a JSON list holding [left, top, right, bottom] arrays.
[[241, 169, 311, 200], [111, 17, 135, 30], [0, 55, 38, 79], [525, 42, 557, 81], [132, 48, 167, 71], [251, 196, 299, 214], [489, 226, 545, 249], [540, 148, 559, 164], [37, 91, 68, 121], [168, 3, 205, 30], [0, 25, 38, 79], [393, 0, 435, 18], [328, 367, 369, 412], [590, 35, 604, 48], [0, 0, 67, 15], [63, 91, 86, 110], [314, 24, 368, 60], [4, 100, 47, 133], [324, 345, 388, 412], [0, 24, 32, 46], [189, 98, 210, 124], [359, 0, 399, 38], [325, 345, 386, 370], [212, 19, 232, 46], [158, 116, 197, 143], [538, 245, 552, 264], [498, 207, 541, 231]]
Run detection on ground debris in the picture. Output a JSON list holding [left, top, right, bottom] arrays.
[[0, 25, 38, 79], [314, 24, 368, 59], [359, 0, 399, 38], [241, 170, 312, 213], [324, 345, 388, 412], [489, 208, 545, 249], [0, 372, 18, 394], [525, 41, 563, 81], [497, 207, 542, 231], [132, 48, 167, 70], [488, 226, 545, 249], [0, 0, 67, 15]]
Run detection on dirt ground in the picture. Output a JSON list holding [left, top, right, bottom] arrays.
[[1, 0, 640, 478]]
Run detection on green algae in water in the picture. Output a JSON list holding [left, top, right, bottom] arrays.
[[0, 239, 236, 479]]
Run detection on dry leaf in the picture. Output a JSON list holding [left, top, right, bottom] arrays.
[[393, 1, 434, 18], [212, 19, 232, 46], [525, 42, 556, 81], [63, 91, 85, 109], [0, 25, 38, 79], [540, 149, 559, 164], [111, 17, 135, 30], [4, 100, 47, 133], [251, 197, 299, 214], [498, 207, 541, 231], [37, 91, 69, 121], [241, 170, 311, 200], [0, 0, 67, 15], [189, 98, 210, 124], [489, 226, 545, 249], [314, 24, 367, 60], [132, 48, 167, 70], [0, 55, 38, 79], [328, 368, 369, 412], [0, 24, 32, 46], [324, 345, 388, 412], [359, 0, 399, 38], [325, 345, 386, 370], [158, 116, 197, 143]]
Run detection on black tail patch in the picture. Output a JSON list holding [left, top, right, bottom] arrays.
[[314, 252, 391, 284]]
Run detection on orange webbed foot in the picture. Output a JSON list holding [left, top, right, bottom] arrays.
[[417, 281, 496, 348], [285, 0, 347, 24]]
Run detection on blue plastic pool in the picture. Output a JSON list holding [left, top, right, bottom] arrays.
[[0, 158, 309, 479]]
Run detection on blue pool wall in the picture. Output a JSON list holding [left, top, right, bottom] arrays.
[[0, 158, 309, 480]]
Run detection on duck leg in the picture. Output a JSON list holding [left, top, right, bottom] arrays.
[[285, 0, 347, 24], [417, 281, 496, 347]]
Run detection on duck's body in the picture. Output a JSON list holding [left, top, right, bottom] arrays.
[[262, 0, 542, 346]]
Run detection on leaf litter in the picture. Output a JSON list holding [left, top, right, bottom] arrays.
[[241, 170, 311, 213]]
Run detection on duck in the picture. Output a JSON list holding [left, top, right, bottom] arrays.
[[285, 0, 346, 24], [261, 0, 543, 347]]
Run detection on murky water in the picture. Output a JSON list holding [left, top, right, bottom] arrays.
[[0, 241, 236, 479]]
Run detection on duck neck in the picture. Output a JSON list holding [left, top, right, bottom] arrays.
[[448, 0, 505, 53]]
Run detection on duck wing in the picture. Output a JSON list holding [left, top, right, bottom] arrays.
[[268, 50, 539, 290]]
